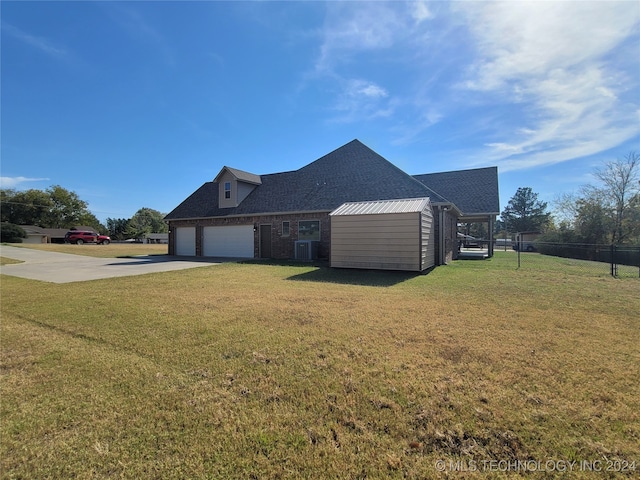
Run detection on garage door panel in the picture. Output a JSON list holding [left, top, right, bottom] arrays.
[[175, 227, 196, 256], [203, 226, 254, 257]]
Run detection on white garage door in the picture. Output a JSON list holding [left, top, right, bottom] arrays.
[[203, 225, 254, 257], [175, 227, 196, 256]]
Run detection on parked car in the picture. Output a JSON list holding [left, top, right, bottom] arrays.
[[64, 230, 111, 245], [513, 242, 536, 252]]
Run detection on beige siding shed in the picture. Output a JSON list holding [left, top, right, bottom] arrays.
[[330, 197, 435, 271]]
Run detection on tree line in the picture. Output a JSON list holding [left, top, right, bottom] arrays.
[[1, 185, 168, 241], [497, 152, 640, 246]]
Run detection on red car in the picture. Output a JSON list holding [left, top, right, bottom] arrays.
[[64, 230, 111, 245]]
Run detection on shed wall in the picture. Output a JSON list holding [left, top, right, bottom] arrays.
[[421, 208, 436, 270], [331, 212, 423, 271]]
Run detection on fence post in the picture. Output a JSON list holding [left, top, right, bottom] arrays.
[[610, 244, 614, 277]]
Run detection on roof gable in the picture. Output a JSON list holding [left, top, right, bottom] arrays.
[[413, 167, 499, 215], [213, 166, 262, 185], [165, 140, 500, 221], [166, 140, 432, 219]]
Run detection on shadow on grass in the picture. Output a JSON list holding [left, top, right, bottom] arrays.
[[240, 259, 432, 286], [288, 268, 423, 287]]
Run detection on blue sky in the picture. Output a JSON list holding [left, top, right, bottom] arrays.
[[2, 1, 639, 224]]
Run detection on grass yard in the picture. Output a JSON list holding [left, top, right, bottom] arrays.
[[2, 242, 168, 258], [1, 251, 638, 479]]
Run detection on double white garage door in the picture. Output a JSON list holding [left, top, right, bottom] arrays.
[[174, 226, 254, 257]]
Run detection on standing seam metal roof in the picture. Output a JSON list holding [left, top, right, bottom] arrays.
[[330, 197, 431, 216]]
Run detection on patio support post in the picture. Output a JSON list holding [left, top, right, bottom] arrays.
[[488, 216, 494, 257]]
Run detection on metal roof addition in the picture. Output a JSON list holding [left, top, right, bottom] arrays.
[[330, 197, 431, 216]]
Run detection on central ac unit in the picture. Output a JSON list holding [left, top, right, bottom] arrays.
[[295, 240, 319, 261]]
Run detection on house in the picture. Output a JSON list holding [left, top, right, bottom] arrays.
[[514, 231, 540, 252], [145, 233, 169, 244], [164, 140, 500, 270], [18, 225, 98, 244], [20, 225, 50, 244]]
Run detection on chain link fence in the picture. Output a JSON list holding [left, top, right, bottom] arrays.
[[513, 242, 640, 278]]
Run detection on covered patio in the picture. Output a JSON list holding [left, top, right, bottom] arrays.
[[457, 213, 496, 260]]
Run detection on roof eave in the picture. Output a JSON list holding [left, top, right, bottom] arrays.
[[431, 202, 463, 217], [166, 209, 333, 223], [213, 166, 262, 185]]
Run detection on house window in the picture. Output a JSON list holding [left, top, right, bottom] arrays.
[[282, 221, 290, 237], [224, 182, 231, 199], [299, 220, 320, 241]]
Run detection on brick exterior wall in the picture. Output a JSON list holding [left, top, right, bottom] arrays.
[[168, 212, 331, 260]]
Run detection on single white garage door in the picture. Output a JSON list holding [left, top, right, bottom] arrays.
[[175, 227, 196, 256], [203, 225, 254, 257]]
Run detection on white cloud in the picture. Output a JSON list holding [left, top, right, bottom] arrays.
[[391, 109, 443, 146], [308, 1, 638, 163], [458, 2, 637, 91], [0, 176, 50, 189], [315, 2, 401, 73], [455, 1, 640, 170], [330, 79, 394, 123], [349, 80, 388, 99], [313, 3, 420, 124], [411, 1, 434, 23], [1, 22, 68, 58]]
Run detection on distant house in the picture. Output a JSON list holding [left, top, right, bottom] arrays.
[[164, 140, 500, 270], [514, 231, 541, 252], [19, 225, 98, 244], [145, 233, 169, 244]]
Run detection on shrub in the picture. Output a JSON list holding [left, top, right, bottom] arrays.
[[0, 223, 27, 243]]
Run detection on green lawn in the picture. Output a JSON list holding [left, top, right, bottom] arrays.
[[1, 252, 638, 479]]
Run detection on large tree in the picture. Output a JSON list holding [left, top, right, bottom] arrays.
[[624, 192, 640, 244], [43, 185, 90, 228], [591, 151, 639, 244], [1, 188, 52, 225], [500, 187, 551, 233], [574, 196, 613, 245], [126, 208, 167, 239], [552, 151, 640, 245], [106, 217, 130, 241], [0, 185, 102, 230]]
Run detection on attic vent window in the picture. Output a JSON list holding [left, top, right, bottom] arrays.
[[224, 182, 231, 199]]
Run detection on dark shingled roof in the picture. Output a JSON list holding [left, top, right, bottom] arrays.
[[165, 139, 499, 220], [413, 167, 500, 215]]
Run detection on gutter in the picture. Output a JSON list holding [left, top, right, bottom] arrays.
[[165, 209, 333, 223]]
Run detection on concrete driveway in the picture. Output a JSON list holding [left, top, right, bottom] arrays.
[[0, 245, 231, 284]]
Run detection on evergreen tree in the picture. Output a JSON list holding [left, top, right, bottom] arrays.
[[500, 187, 551, 233]]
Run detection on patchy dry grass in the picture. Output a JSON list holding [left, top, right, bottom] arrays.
[[0, 257, 22, 266], [1, 253, 638, 479], [4, 242, 168, 258]]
